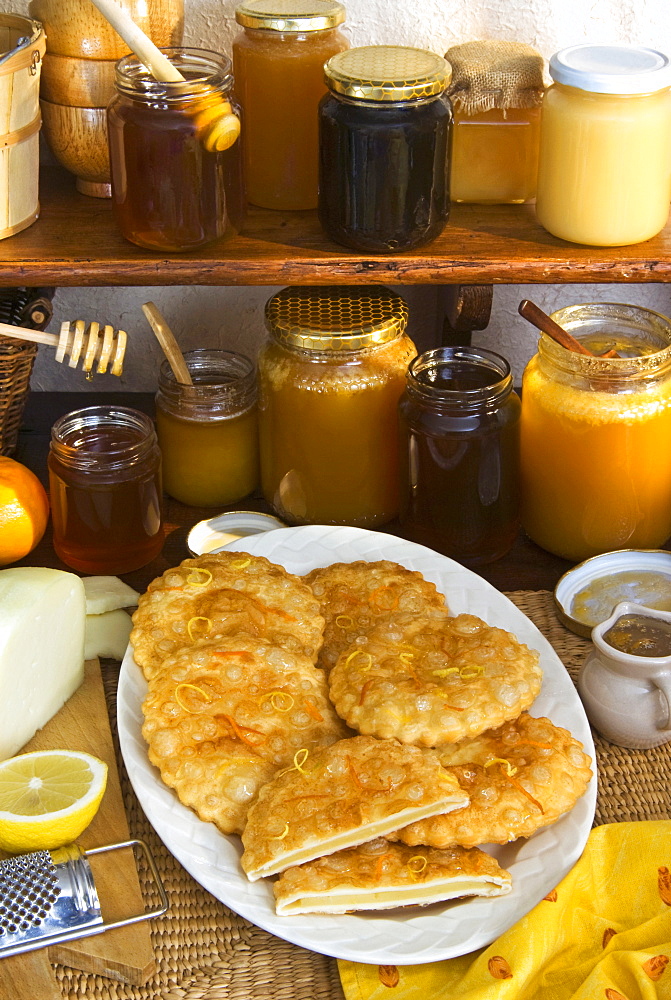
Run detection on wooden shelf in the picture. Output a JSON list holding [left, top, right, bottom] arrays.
[[4, 167, 671, 287]]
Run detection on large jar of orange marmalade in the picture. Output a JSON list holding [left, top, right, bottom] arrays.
[[233, 0, 348, 210], [520, 303, 671, 562], [258, 286, 415, 526]]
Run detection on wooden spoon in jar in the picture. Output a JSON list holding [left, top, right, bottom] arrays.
[[141, 301, 193, 385], [518, 299, 619, 358]]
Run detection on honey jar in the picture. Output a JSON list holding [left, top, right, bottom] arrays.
[[48, 406, 163, 574], [520, 303, 671, 561], [319, 46, 452, 252], [233, 0, 348, 210], [258, 286, 416, 526], [398, 346, 520, 565], [155, 349, 259, 507], [535, 44, 671, 246], [445, 40, 544, 204], [107, 48, 245, 251]]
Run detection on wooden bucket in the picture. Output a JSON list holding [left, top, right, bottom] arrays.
[[0, 15, 45, 240]]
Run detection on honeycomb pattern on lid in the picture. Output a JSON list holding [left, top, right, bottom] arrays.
[[235, 0, 345, 32], [325, 45, 451, 101], [265, 286, 409, 350]]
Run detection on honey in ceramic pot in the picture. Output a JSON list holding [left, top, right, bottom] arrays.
[[258, 286, 415, 526]]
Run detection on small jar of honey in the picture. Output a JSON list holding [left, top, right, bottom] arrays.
[[107, 48, 245, 251], [398, 346, 521, 565], [155, 349, 259, 507], [258, 286, 416, 526], [48, 406, 163, 574]]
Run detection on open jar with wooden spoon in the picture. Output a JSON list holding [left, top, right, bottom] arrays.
[[519, 302, 671, 561]]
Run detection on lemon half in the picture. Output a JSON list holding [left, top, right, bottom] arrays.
[[0, 749, 108, 853]]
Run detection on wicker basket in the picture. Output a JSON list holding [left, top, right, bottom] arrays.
[[0, 287, 54, 456]]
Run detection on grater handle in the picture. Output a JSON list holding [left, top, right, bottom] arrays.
[[84, 838, 169, 932]]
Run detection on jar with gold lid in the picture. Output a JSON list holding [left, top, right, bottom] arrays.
[[258, 285, 416, 526], [233, 0, 348, 210], [319, 45, 452, 251]]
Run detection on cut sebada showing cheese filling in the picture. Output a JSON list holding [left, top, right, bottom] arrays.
[[274, 838, 512, 915]]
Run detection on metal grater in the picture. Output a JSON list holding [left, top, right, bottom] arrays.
[[0, 838, 168, 959]]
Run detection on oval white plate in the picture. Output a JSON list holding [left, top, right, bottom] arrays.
[[118, 525, 597, 965]]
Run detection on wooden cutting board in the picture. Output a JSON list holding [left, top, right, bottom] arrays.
[[0, 659, 156, 997]]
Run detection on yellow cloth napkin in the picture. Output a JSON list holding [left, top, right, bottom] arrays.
[[339, 822, 671, 1000]]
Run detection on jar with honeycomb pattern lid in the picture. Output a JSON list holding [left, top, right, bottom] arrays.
[[258, 285, 416, 526], [319, 45, 452, 251]]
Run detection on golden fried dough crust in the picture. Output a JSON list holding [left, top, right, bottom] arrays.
[[131, 552, 325, 680], [142, 635, 348, 834], [304, 560, 449, 673], [274, 838, 511, 915], [393, 714, 593, 848], [328, 614, 542, 747], [241, 735, 469, 880]]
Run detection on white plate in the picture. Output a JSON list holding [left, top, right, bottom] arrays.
[[118, 525, 597, 965]]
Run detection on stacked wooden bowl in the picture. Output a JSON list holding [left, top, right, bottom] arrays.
[[30, 0, 184, 197]]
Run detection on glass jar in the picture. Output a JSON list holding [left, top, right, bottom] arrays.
[[48, 406, 163, 574], [155, 349, 259, 507], [233, 0, 348, 210], [258, 285, 416, 526], [319, 46, 452, 252], [107, 48, 245, 251], [446, 40, 544, 204], [535, 44, 671, 246], [398, 346, 520, 565], [520, 303, 671, 562]]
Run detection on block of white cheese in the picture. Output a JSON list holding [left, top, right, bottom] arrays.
[[0, 567, 86, 761], [85, 609, 133, 661], [83, 576, 140, 615]]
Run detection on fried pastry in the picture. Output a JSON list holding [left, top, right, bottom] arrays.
[[304, 560, 449, 673], [131, 552, 325, 680], [392, 714, 592, 849], [273, 838, 512, 915], [142, 635, 349, 834], [240, 734, 469, 880], [329, 613, 542, 747]]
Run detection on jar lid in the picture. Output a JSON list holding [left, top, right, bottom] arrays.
[[235, 0, 345, 32], [324, 45, 451, 101], [187, 511, 287, 555], [549, 44, 671, 95], [265, 286, 409, 350], [445, 40, 545, 114]]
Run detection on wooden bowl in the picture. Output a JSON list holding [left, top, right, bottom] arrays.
[[29, 0, 183, 59], [40, 99, 111, 198], [40, 53, 117, 107]]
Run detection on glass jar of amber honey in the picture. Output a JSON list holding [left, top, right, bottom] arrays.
[[319, 46, 452, 251], [155, 349, 259, 507], [258, 286, 416, 526], [48, 406, 163, 574], [107, 49, 245, 251], [398, 347, 520, 565], [233, 0, 348, 210], [521, 303, 671, 561]]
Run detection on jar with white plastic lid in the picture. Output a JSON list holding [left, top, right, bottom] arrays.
[[535, 44, 671, 246]]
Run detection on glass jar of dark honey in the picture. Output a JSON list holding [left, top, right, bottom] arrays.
[[107, 48, 245, 251], [258, 285, 416, 526], [48, 406, 164, 574], [398, 346, 520, 565], [319, 45, 452, 251]]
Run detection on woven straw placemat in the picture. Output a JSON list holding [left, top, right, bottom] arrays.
[[53, 591, 671, 1000]]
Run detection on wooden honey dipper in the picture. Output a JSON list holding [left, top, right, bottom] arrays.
[[90, 0, 241, 153], [0, 320, 127, 375]]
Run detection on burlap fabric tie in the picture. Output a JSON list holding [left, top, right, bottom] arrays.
[[445, 40, 545, 116]]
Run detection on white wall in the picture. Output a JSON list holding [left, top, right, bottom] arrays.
[[6, 0, 671, 389]]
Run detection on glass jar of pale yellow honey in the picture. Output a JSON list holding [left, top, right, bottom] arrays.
[[258, 286, 416, 526], [520, 303, 671, 561], [535, 44, 671, 246]]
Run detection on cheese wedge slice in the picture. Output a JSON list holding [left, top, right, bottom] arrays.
[[241, 735, 469, 881], [85, 609, 133, 661], [274, 839, 512, 915], [83, 576, 140, 615], [0, 567, 86, 761]]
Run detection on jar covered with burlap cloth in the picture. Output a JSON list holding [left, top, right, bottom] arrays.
[[445, 40, 544, 204]]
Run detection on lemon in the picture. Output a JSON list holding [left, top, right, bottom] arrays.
[[0, 750, 108, 853]]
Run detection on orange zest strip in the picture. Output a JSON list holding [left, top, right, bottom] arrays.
[[374, 852, 395, 879], [347, 756, 365, 790], [221, 714, 267, 747], [335, 615, 354, 629], [302, 699, 324, 722], [186, 567, 213, 587], [284, 793, 331, 803], [335, 589, 362, 605], [504, 773, 545, 814], [368, 585, 399, 611], [516, 739, 555, 751], [174, 683, 213, 714], [213, 650, 255, 662], [442, 701, 465, 712], [187, 616, 212, 642], [358, 678, 374, 706], [485, 757, 518, 777]]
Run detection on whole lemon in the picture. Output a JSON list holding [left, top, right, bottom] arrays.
[[0, 455, 49, 565]]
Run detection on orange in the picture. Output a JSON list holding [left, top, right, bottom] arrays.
[[0, 456, 49, 566]]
